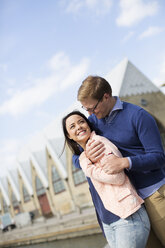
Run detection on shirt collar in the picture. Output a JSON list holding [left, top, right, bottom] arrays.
[[104, 96, 123, 122], [109, 96, 123, 115]]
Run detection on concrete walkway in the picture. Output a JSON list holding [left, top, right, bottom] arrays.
[[0, 207, 109, 247]]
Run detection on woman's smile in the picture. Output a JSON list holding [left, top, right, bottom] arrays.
[[66, 114, 91, 149]]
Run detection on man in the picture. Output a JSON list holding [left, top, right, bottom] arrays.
[[73, 75, 165, 247]]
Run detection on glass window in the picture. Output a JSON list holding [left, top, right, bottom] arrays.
[[23, 185, 31, 202], [35, 176, 45, 196], [72, 164, 86, 186], [2, 198, 8, 213], [11, 192, 19, 207], [52, 166, 65, 194]]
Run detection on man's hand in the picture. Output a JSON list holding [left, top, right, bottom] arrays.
[[102, 155, 130, 174], [85, 140, 105, 163]]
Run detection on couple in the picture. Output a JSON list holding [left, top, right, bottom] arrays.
[[62, 76, 165, 248]]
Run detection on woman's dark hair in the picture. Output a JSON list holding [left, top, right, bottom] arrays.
[[62, 110, 94, 155]]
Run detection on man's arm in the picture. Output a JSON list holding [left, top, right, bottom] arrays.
[[129, 109, 165, 172], [101, 155, 130, 174], [79, 153, 125, 185], [103, 109, 165, 174]]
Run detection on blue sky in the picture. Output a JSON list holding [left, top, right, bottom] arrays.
[[0, 0, 165, 176]]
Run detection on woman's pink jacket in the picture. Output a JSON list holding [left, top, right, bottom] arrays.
[[79, 131, 144, 219]]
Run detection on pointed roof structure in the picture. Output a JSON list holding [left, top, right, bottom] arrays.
[[28, 149, 49, 189], [0, 177, 10, 206], [17, 160, 33, 196], [32, 150, 47, 178], [105, 58, 160, 97], [7, 169, 21, 202], [44, 136, 67, 179]]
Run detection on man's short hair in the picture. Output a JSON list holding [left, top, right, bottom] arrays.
[[77, 76, 112, 101]]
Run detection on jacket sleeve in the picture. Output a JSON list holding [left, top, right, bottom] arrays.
[[79, 153, 125, 185]]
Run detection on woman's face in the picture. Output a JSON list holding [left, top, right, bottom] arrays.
[[66, 114, 91, 149]]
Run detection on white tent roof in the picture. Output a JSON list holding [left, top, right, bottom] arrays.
[[105, 57, 160, 97]]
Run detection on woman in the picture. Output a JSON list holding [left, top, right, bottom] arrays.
[[62, 110, 150, 248]]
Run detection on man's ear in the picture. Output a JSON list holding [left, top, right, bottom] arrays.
[[104, 93, 110, 100]]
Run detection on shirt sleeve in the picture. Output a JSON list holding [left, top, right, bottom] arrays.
[[127, 157, 132, 169]]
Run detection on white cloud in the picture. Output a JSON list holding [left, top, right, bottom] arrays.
[[121, 31, 135, 43], [60, 58, 90, 90], [0, 53, 90, 116], [48, 52, 70, 72], [63, 0, 113, 15], [116, 0, 159, 27], [64, 0, 83, 13], [138, 26, 164, 40]]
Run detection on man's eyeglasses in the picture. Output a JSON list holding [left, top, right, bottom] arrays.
[[82, 95, 103, 112]]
